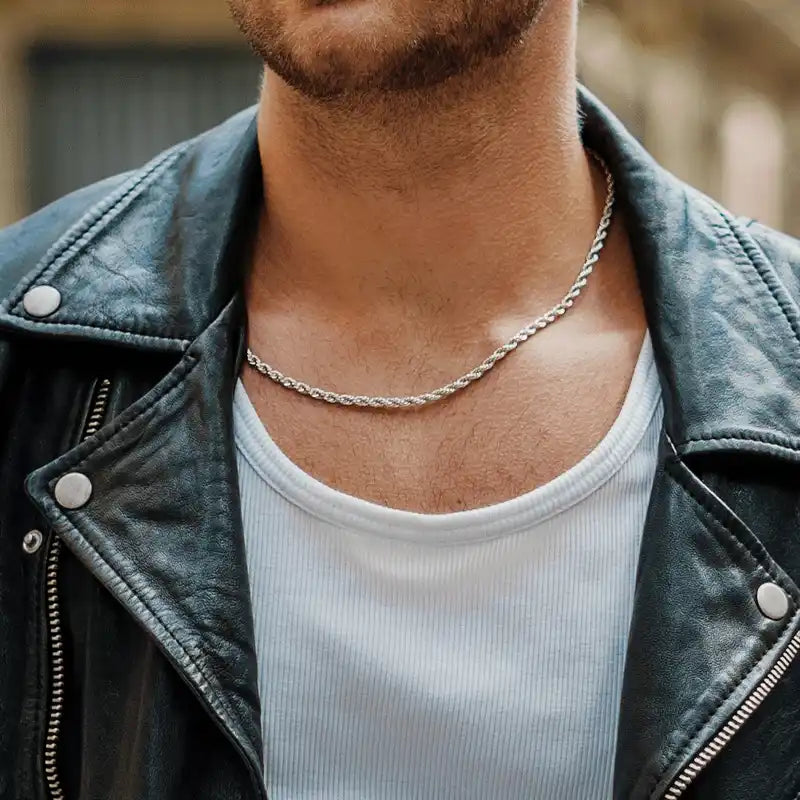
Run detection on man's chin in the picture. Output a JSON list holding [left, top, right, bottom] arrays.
[[261, 44, 393, 101], [232, 0, 548, 101]]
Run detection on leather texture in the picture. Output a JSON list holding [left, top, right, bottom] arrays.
[[1, 89, 800, 800]]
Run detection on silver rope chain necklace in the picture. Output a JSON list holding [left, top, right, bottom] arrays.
[[246, 151, 615, 410]]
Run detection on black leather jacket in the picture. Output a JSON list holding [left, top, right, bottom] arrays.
[[2, 87, 800, 800]]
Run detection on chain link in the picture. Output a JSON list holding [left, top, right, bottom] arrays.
[[246, 151, 615, 410]]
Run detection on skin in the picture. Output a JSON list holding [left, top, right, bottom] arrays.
[[233, 0, 647, 513]]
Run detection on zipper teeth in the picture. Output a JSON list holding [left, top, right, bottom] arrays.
[[83, 380, 112, 438], [43, 537, 65, 800], [43, 378, 112, 800], [663, 625, 800, 799]]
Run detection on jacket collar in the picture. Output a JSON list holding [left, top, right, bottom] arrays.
[[579, 89, 800, 461], [3, 89, 800, 458], [0, 107, 262, 353]]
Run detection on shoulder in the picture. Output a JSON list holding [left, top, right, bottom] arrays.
[[0, 106, 258, 310], [0, 173, 136, 300], [738, 217, 800, 303], [742, 217, 800, 263]]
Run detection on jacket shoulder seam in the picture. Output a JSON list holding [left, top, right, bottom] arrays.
[[714, 205, 800, 353]]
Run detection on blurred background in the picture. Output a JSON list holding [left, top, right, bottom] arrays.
[[0, 0, 797, 234]]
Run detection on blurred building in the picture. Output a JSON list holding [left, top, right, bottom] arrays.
[[0, 0, 798, 234], [579, 0, 800, 236], [0, 0, 259, 226]]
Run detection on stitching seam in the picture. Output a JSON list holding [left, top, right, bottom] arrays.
[[6, 145, 185, 311], [52, 512, 258, 777], [670, 460, 793, 597], [721, 210, 800, 349], [682, 430, 799, 447], [679, 436, 800, 458], [11, 318, 192, 346], [649, 607, 800, 799], [3, 144, 201, 344]]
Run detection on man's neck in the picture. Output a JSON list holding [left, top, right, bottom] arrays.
[[250, 1, 602, 322], [242, 2, 648, 512]]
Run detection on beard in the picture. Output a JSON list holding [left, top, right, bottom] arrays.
[[229, 0, 549, 100]]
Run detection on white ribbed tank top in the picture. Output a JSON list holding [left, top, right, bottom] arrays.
[[234, 333, 663, 800]]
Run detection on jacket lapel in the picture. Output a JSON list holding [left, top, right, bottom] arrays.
[[2, 108, 267, 796], [25, 295, 268, 798]]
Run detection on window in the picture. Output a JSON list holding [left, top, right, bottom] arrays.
[[28, 44, 261, 210]]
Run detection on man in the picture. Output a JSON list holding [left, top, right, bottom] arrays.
[[1, 0, 799, 798]]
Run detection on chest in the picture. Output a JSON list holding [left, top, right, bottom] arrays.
[[235, 436, 651, 799], [241, 326, 647, 513]]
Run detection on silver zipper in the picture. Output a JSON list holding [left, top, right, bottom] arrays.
[[43, 378, 112, 800], [662, 625, 800, 799]]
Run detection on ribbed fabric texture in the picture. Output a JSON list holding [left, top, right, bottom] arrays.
[[234, 333, 663, 800]]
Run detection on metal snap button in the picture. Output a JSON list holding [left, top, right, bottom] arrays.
[[22, 529, 43, 554], [54, 472, 93, 510], [756, 582, 789, 621], [22, 285, 62, 318]]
